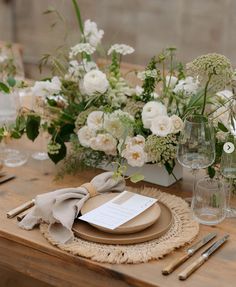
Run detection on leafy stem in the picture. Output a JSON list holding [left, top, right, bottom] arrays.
[[71, 0, 84, 36], [201, 74, 212, 115]]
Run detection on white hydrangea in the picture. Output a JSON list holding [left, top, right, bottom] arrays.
[[69, 43, 96, 59], [90, 133, 117, 155], [87, 111, 104, 131], [83, 70, 109, 95], [166, 75, 178, 88], [77, 126, 96, 147], [170, 115, 184, 133], [31, 76, 61, 98], [173, 76, 199, 95], [107, 44, 134, 56], [142, 101, 167, 129], [150, 115, 173, 137], [84, 19, 104, 47], [122, 145, 147, 167]]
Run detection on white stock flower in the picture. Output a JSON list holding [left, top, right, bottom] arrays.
[[69, 43, 96, 59], [173, 76, 199, 95], [84, 19, 104, 47], [77, 126, 96, 147], [142, 101, 167, 129], [104, 117, 124, 138], [108, 44, 134, 56], [83, 70, 109, 95], [31, 76, 61, 98], [150, 115, 173, 137], [122, 145, 147, 167], [87, 111, 104, 130], [170, 115, 184, 133], [166, 75, 178, 88], [90, 133, 117, 155]]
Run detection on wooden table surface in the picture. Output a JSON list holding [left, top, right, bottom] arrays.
[[0, 142, 235, 287]]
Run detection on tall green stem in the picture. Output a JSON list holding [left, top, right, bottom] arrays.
[[71, 0, 84, 35], [201, 74, 212, 115]]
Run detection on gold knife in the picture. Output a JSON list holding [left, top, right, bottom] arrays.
[[178, 234, 229, 280], [162, 232, 217, 275], [7, 199, 35, 219]]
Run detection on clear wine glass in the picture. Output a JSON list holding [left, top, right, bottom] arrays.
[[220, 134, 236, 217], [177, 115, 216, 203]]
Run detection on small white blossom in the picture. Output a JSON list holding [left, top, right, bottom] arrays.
[[166, 75, 178, 88], [77, 126, 96, 147], [107, 44, 134, 56], [84, 19, 104, 47], [137, 70, 158, 81], [69, 43, 96, 59], [142, 101, 167, 129], [83, 70, 109, 95], [122, 145, 147, 167], [150, 115, 173, 137], [173, 76, 199, 95], [87, 111, 104, 131], [170, 115, 184, 133], [31, 76, 61, 98], [90, 133, 117, 155]]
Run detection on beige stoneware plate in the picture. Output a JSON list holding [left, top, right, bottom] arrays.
[[80, 193, 161, 234]]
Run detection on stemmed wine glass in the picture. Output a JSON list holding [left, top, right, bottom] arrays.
[[220, 134, 236, 217], [177, 115, 216, 204]]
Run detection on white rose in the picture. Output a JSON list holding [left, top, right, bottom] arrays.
[[87, 111, 104, 131], [150, 115, 173, 137], [122, 145, 147, 167], [173, 76, 199, 95], [32, 76, 61, 98], [77, 126, 96, 147], [84, 19, 104, 47], [83, 70, 109, 96], [170, 115, 184, 133], [125, 135, 145, 148], [104, 117, 124, 138], [142, 101, 167, 129], [90, 133, 117, 155], [166, 75, 178, 88]]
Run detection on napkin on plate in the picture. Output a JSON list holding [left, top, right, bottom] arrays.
[[19, 172, 125, 244]]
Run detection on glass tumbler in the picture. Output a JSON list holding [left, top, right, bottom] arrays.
[[192, 176, 226, 225]]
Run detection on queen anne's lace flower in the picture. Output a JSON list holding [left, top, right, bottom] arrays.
[[187, 53, 233, 92], [108, 44, 134, 56], [69, 43, 96, 59], [84, 19, 104, 47]]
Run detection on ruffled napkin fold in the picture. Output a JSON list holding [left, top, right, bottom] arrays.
[[19, 172, 126, 244]]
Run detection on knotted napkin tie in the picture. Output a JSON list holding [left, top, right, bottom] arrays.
[[19, 172, 126, 244]]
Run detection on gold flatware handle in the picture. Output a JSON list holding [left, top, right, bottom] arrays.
[[178, 255, 207, 280], [17, 207, 34, 221], [162, 253, 190, 275], [7, 199, 35, 219]]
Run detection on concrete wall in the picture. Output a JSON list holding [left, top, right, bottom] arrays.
[[0, 0, 236, 78]]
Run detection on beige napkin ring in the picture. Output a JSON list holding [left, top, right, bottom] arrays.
[[81, 183, 98, 197]]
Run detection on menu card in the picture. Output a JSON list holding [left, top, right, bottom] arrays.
[[79, 191, 157, 230]]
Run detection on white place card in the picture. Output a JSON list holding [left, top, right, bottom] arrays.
[[79, 191, 157, 230]]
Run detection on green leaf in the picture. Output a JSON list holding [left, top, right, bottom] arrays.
[[218, 122, 228, 132], [26, 115, 41, 141], [208, 166, 216, 179], [0, 82, 10, 93], [71, 0, 84, 35], [130, 173, 145, 183], [7, 77, 16, 87], [48, 138, 67, 164], [164, 161, 175, 175]]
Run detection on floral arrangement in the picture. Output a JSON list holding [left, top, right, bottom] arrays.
[[0, 1, 235, 182]]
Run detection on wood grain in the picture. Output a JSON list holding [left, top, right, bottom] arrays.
[[178, 256, 206, 280], [162, 253, 190, 275], [0, 138, 236, 287]]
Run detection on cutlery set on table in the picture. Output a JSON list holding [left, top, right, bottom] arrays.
[[0, 164, 15, 185], [162, 232, 229, 280]]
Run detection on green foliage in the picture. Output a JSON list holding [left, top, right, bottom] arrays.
[[218, 122, 228, 132], [0, 82, 10, 93], [130, 173, 145, 183], [26, 115, 41, 141], [48, 137, 67, 164]]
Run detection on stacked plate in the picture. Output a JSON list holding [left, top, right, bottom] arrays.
[[73, 193, 173, 245]]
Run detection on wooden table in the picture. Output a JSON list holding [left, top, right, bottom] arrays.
[[0, 146, 235, 287]]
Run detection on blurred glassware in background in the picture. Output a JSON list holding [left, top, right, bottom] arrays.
[[220, 134, 236, 217], [192, 176, 226, 225], [0, 90, 28, 167]]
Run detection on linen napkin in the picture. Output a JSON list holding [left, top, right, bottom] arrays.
[[19, 172, 125, 244]]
